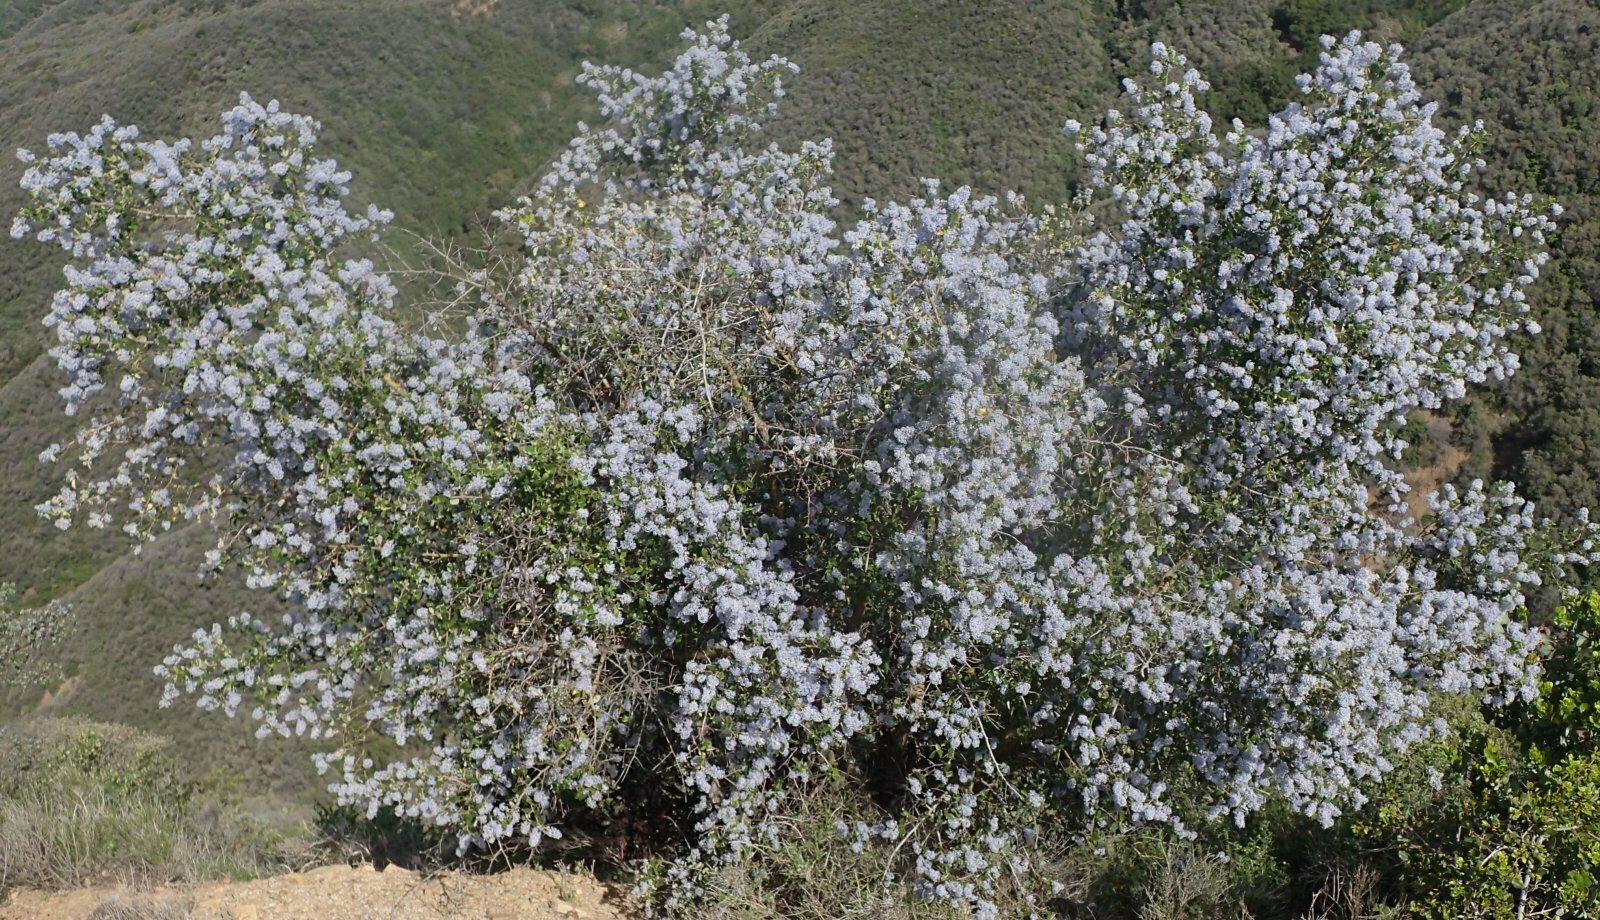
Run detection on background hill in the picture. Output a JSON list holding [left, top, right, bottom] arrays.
[[749, 0, 1473, 205], [1407, 0, 1600, 513], [2, 0, 1597, 823]]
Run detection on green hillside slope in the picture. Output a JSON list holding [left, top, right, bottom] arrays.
[[746, 0, 1469, 207], [1409, 0, 1600, 516], [747, 0, 1118, 206]]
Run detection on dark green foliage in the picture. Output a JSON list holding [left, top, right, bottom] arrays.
[[311, 803, 450, 872], [1353, 594, 1600, 918], [1355, 724, 1600, 918], [1408, 0, 1600, 519], [1270, 0, 1471, 65], [1521, 592, 1600, 759]]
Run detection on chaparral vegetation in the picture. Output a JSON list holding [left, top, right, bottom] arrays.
[[11, 13, 1600, 920]]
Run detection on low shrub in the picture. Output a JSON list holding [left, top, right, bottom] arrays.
[[0, 716, 184, 801], [0, 717, 306, 894], [86, 893, 195, 920], [0, 582, 71, 695]]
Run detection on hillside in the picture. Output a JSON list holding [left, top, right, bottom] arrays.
[[747, 0, 1119, 206], [746, 0, 1471, 205], [1408, 0, 1600, 515]]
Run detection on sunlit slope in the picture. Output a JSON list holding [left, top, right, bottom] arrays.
[[746, 0, 1119, 208]]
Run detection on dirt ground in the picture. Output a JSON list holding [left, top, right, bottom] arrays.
[[1, 863, 633, 920]]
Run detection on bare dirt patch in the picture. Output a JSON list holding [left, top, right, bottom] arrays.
[[1401, 409, 1470, 524], [2, 863, 633, 920], [449, 0, 498, 19], [31, 674, 79, 714]]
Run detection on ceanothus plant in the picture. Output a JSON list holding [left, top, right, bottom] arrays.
[[13, 20, 1597, 916]]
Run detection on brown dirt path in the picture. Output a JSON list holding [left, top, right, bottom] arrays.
[[1, 863, 633, 919]]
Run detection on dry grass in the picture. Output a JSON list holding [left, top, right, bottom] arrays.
[[0, 784, 294, 893], [0, 718, 311, 898], [1302, 864, 1385, 920], [85, 891, 196, 920]]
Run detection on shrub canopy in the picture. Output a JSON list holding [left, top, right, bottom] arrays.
[[13, 20, 1597, 916]]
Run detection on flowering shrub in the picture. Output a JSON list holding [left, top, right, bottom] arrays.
[[13, 20, 1597, 916]]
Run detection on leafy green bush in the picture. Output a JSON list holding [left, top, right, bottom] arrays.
[[1358, 737, 1600, 918], [1355, 594, 1600, 918], [1524, 592, 1600, 758], [0, 581, 71, 695], [0, 717, 185, 801]]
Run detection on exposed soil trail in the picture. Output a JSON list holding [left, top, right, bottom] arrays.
[[2, 864, 633, 920]]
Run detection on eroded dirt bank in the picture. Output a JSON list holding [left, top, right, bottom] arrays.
[[1, 863, 632, 919]]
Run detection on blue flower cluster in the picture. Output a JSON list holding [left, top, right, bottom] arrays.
[[14, 20, 1597, 917]]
